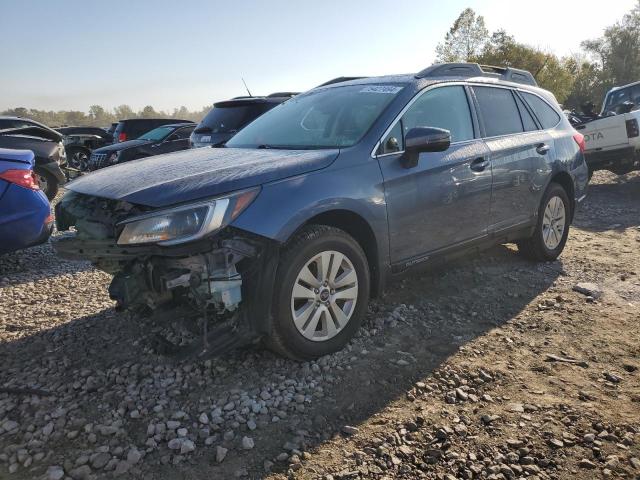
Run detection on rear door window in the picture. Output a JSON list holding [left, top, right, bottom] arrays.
[[401, 85, 474, 143], [521, 92, 561, 129], [473, 86, 524, 137]]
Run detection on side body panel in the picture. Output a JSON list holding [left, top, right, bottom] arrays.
[[484, 131, 552, 232], [377, 140, 492, 264]]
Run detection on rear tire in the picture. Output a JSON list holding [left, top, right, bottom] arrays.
[[266, 225, 370, 360], [34, 168, 58, 200], [517, 182, 571, 262]]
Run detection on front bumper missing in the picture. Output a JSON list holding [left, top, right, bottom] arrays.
[[53, 229, 280, 358]]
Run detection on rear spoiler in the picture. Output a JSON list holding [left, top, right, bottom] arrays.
[[0, 126, 63, 142]]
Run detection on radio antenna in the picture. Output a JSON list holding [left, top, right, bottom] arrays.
[[242, 78, 253, 97]]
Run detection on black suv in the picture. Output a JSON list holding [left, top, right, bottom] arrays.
[[113, 118, 191, 143], [88, 123, 196, 170], [190, 94, 296, 148]]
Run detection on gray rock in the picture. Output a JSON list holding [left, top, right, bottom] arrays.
[[579, 458, 597, 469], [199, 413, 209, 424], [46, 466, 65, 480], [168, 438, 182, 450], [216, 446, 228, 463], [242, 436, 255, 449], [69, 465, 92, 480], [90, 452, 111, 469], [180, 439, 195, 454], [127, 448, 142, 464], [113, 460, 130, 476], [573, 282, 602, 299], [342, 425, 359, 435]]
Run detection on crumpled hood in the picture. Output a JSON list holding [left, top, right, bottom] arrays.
[[66, 147, 340, 207]]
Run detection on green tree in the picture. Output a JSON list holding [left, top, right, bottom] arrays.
[[139, 105, 158, 118], [582, 0, 640, 88], [472, 30, 575, 103], [436, 8, 489, 62]]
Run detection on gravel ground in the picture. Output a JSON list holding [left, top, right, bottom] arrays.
[[0, 171, 638, 480]]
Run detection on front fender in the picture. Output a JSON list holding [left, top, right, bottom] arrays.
[[232, 159, 389, 260]]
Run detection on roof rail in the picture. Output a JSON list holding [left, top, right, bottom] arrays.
[[415, 62, 537, 86]]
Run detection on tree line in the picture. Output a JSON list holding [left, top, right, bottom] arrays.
[[0, 104, 212, 128], [3, 1, 639, 126], [436, 1, 640, 110]]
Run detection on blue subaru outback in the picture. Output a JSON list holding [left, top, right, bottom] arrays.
[[54, 63, 588, 360]]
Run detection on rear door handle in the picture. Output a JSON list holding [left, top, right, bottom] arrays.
[[536, 143, 550, 155], [470, 157, 489, 172]]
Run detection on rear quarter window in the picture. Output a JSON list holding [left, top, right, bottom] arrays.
[[521, 92, 561, 130]]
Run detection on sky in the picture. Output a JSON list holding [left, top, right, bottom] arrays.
[[0, 0, 636, 112]]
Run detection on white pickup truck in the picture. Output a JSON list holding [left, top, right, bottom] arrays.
[[574, 81, 640, 177]]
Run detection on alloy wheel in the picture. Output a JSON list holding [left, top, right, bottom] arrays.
[[290, 250, 358, 342], [542, 195, 566, 250]]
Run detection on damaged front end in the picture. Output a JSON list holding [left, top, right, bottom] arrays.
[[54, 190, 279, 357]]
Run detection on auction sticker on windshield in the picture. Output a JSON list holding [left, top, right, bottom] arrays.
[[360, 85, 403, 94]]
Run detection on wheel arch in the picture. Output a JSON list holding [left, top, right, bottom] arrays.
[[292, 209, 383, 298], [549, 171, 575, 221]]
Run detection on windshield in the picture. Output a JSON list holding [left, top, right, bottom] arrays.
[[197, 104, 273, 134], [226, 84, 405, 149], [139, 126, 174, 141]]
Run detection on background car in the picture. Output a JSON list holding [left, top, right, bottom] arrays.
[[88, 123, 196, 170], [112, 118, 191, 143], [0, 148, 53, 254], [0, 126, 66, 199], [190, 93, 296, 148], [56, 126, 115, 172]]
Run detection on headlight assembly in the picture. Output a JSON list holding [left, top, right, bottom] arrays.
[[116, 188, 259, 246], [108, 151, 120, 164]]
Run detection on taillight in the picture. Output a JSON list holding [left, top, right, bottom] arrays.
[[118, 132, 127, 142], [626, 119, 639, 138], [0, 169, 39, 190], [573, 132, 586, 153]]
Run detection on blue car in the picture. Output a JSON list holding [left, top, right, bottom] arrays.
[[0, 148, 53, 255], [54, 63, 588, 359]]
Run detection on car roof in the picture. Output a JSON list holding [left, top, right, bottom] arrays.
[[156, 123, 197, 128], [213, 96, 292, 108], [315, 63, 548, 96], [117, 118, 191, 123], [609, 80, 640, 92]]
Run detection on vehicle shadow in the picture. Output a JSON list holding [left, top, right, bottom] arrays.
[[0, 241, 92, 287], [575, 172, 640, 232], [0, 244, 561, 480]]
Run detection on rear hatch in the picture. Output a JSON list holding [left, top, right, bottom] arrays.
[[191, 100, 277, 148]]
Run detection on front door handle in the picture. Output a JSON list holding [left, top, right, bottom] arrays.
[[470, 157, 489, 172], [536, 143, 550, 155]]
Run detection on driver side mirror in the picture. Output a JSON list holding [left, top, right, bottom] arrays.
[[400, 127, 451, 168]]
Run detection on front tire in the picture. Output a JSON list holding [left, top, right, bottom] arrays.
[[517, 183, 571, 261], [267, 225, 370, 360]]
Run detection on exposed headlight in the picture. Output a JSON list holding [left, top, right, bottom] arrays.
[[117, 188, 259, 246]]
